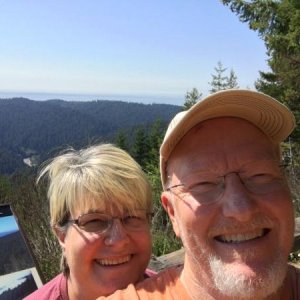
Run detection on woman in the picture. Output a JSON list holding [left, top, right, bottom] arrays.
[[25, 144, 153, 300]]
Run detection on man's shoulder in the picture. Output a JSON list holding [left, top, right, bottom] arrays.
[[24, 273, 67, 300], [100, 267, 190, 300]]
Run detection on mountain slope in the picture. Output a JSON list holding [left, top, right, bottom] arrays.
[[0, 97, 181, 174]]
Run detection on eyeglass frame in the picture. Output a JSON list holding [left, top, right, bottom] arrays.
[[166, 164, 288, 205], [67, 210, 153, 234]]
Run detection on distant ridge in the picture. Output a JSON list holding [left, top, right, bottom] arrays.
[[0, 92, 183, 105], [0, 231, 34, 275], [0, 229, 18, 238], [0, 97, 181, 174]]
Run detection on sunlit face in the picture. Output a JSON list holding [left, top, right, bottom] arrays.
[[57, 205, 152, 300], [162, 117, 294, 299]]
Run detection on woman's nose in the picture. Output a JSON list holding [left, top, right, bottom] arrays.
[[104, 219, 130, 246]]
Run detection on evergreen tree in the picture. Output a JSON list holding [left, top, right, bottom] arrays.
[[146, 119, 163, 166], [132, 126, 149, 168], [221, 0, 300, 139], [183, 88, 202, 110], [226, 69, 239, 89], [209, 61, 229, 93], [114, 129, 129, 152]]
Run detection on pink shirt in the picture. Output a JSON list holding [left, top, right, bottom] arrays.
[[24, 273, 68, 300], [24, 269, 156, 300]]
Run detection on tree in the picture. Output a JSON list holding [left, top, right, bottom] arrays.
[[209, 61, 229, 93], [209, 61, 239, 93], [114, 129, 129, 152], [183, 88, 202, 110], [227, 69, 239, 89], [221, 0, 300, 139], [132, 126, 149, 167]]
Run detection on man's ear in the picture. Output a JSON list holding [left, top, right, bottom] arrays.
[[161, 191, 180, 238], [53, 226, 67, 248]]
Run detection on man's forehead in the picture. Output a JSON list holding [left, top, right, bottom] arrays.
[[167, 118, 279, 170]]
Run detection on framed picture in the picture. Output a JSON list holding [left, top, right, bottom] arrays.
[[0, 204, 43, 299]]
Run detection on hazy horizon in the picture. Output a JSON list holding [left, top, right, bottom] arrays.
[[0, 91, 184, 105], [0, 1, 268, 104]]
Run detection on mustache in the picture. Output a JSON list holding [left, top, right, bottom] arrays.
[[208, 215, 274, 236]]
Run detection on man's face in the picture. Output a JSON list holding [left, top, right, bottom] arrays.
[[162, 117, 294, 299]]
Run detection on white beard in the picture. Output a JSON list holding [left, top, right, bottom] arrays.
[[208, 251, 287, 299], [177, 215, 288, 299]]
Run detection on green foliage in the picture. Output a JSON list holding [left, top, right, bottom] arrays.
[[227, 69, 239, 89], [281, 141, 300, 215], [146, 164, 182, 256], [209, 61, 228, 93], [209, 61, 239, 93], [0, 175, 12, 201], [289, 251, 300, 263], [0, 173, 61, 282], [183, 88, 202, 110], [0, 98, 181, 175], [222, 0, 300, 140], [133, 127, 149, 167], [130, 119, 182, 257], [115, 129, 130, 152], [151, 228, 182, 257]]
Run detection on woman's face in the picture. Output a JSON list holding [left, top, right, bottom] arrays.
[[57, 205, 152, 300]]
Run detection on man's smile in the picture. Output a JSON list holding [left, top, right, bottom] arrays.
[[214, 228, 271, 243]]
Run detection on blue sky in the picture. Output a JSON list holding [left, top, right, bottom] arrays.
[[0, 215, 18, 237], [0, 1, 269, 105]]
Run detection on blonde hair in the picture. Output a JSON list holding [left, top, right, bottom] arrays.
[[38, 144, 152, 228]]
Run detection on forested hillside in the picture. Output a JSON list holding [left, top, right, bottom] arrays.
[[0, 97, 182, 281], [0, 97, 181, 174]]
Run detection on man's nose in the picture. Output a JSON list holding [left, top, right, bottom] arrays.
[[221, 173, 258, 222], [104, 219, 130, 246]]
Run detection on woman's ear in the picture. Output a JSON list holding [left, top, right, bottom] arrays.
[[161, 192, 181, 238], [53, 226, 67, 248]]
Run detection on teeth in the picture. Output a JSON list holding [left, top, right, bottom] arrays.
[[218, 229, 264, 243], [97, 255, 131, 266]]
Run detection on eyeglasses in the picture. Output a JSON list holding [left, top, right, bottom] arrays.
[[68, 210, 153, 234], [166, 168, 286, 205]]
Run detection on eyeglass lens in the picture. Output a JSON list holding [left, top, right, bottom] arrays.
[[76, 211, 151, 233]]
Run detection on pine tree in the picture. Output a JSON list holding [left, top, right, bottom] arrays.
[[221, 0, 300, 138], [209, 61, 228, 93], [183, 88, 202, 110], [132, 126, 149, 168], [114, 129, 129, 152], [226, 69, 239, 89]]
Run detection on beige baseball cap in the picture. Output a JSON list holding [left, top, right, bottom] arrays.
[[160, 89, 296, 188]]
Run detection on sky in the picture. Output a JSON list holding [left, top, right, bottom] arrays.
[[0, 215, 18, 237], [0, 1, 269, 105], [0, 269, 32, 294]]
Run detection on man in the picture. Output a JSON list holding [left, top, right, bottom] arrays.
[[101, 90, 300, 299]]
